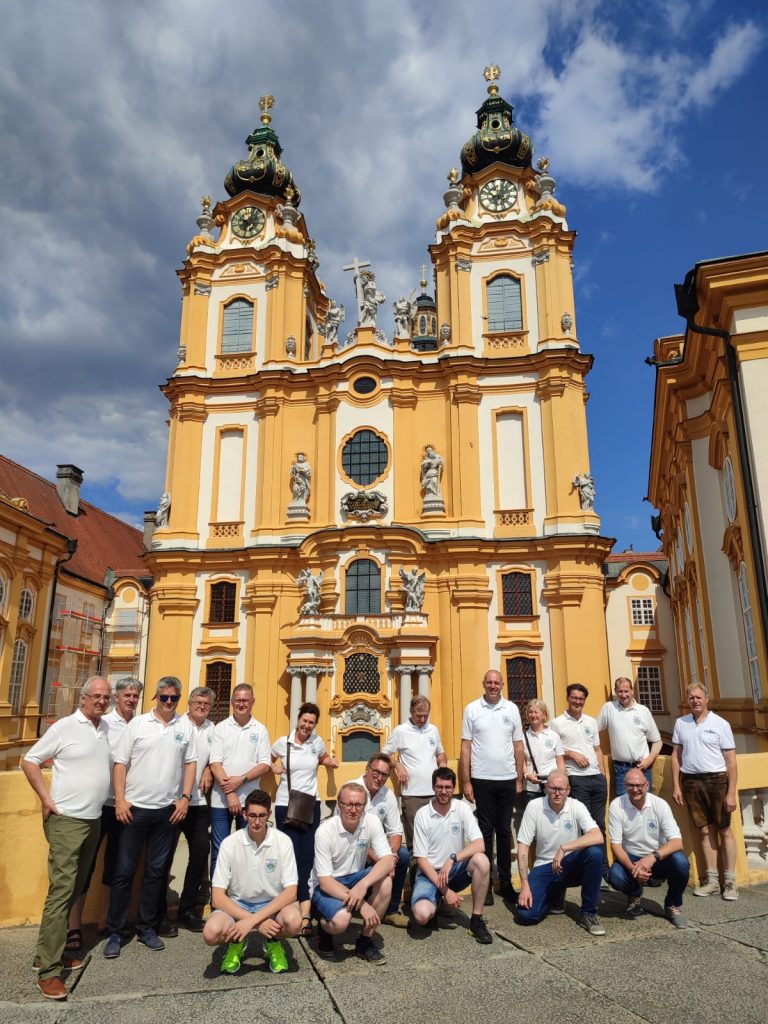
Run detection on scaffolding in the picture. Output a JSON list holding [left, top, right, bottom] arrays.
[[43, 607, 104, 722]]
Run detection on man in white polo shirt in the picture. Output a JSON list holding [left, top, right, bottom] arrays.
[[312, 782, 395, 964], [551, 683, 609, 880], [597, 677, 662, 795], [460, 669, 524, 905], [411, 767, 493, 944], [338, 752, 410, 927], [608, 768, 690, 927], [22, 675, 112, 1000], [104, 676, 197, 958], [209, 683, 271, 878], [516, 769, 606, 936], [203, 789, 301, 975], [672, 682, 738, 900]]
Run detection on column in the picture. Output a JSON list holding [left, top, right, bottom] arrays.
[[417, 665, 434, 699], [305, 670, 318, 704], [287, 667, 304, 726], [392, 665, 417, 724]]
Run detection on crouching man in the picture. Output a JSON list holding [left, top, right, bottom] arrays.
[[312, 782, 395, 964], [411, 767, 493, 944], [203, 789, 301, 975]]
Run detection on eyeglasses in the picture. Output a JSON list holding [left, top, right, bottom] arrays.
[[190, 701, 211, 708], [158, 694, 180, 704], [368, 768, 389, 779], [245, 812, 269, 821], [625, 783, 648, 789], [338, 801, 366, 811], [546, 786, 568, 794]]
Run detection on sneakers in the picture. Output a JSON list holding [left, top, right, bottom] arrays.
[[666, 905, 689, 929], [264, 939, 289, 974], [315, 928, 336, 961], [693, 877, 721, 897], [103, 933, 122, 959], [549, 890, 566, 915], [137, 929, 165, 952], [626, 896, 644, 919], [578, 914, 606, 936], [355, 935, 386, 964], [469, 915, 493, 944], [32, 955, 85, 973], [37, 977, 68, 1001], [722, 880, 739, 901], [382, 911, 410, 928], [220, 940, 246, 974]]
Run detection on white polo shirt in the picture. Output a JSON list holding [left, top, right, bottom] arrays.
[[551, 711, 601, 776], [101, 708, 133, 806], [412, 798, 482, 869], [24, 709, 111, 820], [608, 792, 681, 858], [311, 812, 391, 892], [183, 714, 215, 807], [114, 710, 198, 809], [523, 726, 565, 793], [597, 700, 661, 763], [332, 776, 404, 839], [518, 796, 598, 867], [461, 696, 523, 780], [210, 715, 271, 810], [271, 731, 327, 807], [383, 721, 445, 797], [672, 711, 734, 773], [212, 824, 298, 903]]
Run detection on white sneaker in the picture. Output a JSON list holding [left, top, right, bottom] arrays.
[[693, 878, 720, 897], [722, 880, 739, 901]]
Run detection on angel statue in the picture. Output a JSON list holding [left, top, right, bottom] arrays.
[[155, 491, 171, 528], [324, 300, 345, 346], [573, 472, 596, 511], [399, 567, 426, 612], [297, 568, 323, 616], [393, 296, 414, 338]]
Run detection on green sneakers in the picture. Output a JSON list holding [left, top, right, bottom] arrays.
[[220, 940, 246, 974], [264, 939, 289, 974]]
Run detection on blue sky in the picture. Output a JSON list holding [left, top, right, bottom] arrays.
[[1, 0, 765, 553]]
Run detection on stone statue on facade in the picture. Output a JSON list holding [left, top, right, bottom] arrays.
[[155, 491, 171, 528], [297, 568, 323, 616], [573, 472, 596, 511], [400, 567, 426, 612], [324, 300, 345, 346], [288, 453, 311, 520], [420, 445, 446, 515], [359, 269, 386, 326], [393, 297, 414, 338]]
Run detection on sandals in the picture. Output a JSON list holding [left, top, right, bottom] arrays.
[[65, 928, 82, 951], [299, 916, 314, 937]]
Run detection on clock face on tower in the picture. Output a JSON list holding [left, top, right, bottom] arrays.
[[479, 178, 518, 212], [231, 206, 265, 239]]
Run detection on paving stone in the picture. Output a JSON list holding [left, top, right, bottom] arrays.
[[708, 915, 768, 951]]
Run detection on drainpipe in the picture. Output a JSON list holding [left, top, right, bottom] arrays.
[[674, 267, 768, 667], [37, 538, 78, 733]]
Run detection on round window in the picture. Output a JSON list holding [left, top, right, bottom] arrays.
[[352, 376, 377, 396], [341, 429, 389, 486]]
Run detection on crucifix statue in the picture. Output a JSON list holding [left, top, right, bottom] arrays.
[[343, 257, 385, 327]]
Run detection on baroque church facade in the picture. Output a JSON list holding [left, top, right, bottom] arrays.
[[144, 69, 612, 776]]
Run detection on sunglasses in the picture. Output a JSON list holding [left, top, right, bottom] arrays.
[[158, 694, 180, 704]]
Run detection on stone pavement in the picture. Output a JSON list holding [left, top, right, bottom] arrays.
[[1, 883, 767, 1024]]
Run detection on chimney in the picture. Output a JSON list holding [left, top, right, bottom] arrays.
[[55, 464, 84, 516], [143, 510, 157, 550]]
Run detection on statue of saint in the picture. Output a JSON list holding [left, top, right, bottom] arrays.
[[297, 568, 323, 616], [399, 567, 426, 612], [393, 297, 414, 338], [290, 453, 311, 505], [359, 269, 385, 326], [573, 472, 596, 511], [420, 446, 445, 499], [324, 300, 345, 346], [155, 491, 171, 528]]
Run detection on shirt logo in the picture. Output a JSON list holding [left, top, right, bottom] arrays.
[[356, 839, 367, 851], [250, 733, 259, 744], [562, 820, 574, 833], [584, 727, 594, 740], [174, 732, 183, 744], [648, 820, 657, 831], [544, 739, 554, 750], [377, 807, 386, 819], [450, 822, 460, 835], [265, 858, 278, 873], [503, 715, 512, 726], [429, 737, 435, 747]]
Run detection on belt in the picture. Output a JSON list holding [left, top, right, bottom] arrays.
[[681, 771, 727, 781], [613, 760, 641, 768]]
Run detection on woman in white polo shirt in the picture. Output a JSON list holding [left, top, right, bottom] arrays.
[[271, 702, 338, 935], [521, 699, 566, 810]]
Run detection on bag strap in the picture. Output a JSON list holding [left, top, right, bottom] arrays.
[[523, 728, 540, 777], [286, 739, 293, 794]]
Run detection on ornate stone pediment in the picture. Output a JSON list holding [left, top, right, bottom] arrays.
[[340, 490, 388, 522]]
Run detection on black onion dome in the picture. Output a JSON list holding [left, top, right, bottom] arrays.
[[224, 96, 301, 205], [460, 69, 532, 175]]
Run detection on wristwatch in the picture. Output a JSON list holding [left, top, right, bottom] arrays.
[[652, 850, 661, 862], [450, 853, 458, 863], [181, 793, 192, 800]]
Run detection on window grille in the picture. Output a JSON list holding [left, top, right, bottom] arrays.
[[343, 652, 380, 694], [345, 559, 381, 614], [210, 581, 237, 623], [636, 665, 663, 712], [341, 430, 388, 486], [630, 598, 655, 626], [501, 572, 533, 616], [9, 638, 28, 714], [506, 656, 537, 712], [205, 661, 233, 722], [19, 588, 35, 622]]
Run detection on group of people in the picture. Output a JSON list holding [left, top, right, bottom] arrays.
[[22, 668, 739, 1000]]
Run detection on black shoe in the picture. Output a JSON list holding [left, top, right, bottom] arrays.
[[178, 910, 204, 932], [469, 916, 493, 944], [137, 929, 165, 951], [157, 917, 178, 938], [355, 935, 386, 964], [316, 928, 336, 960], [499, 885, 518, 905], [484, 888, 495, 906], [549, 890, 566, 915]]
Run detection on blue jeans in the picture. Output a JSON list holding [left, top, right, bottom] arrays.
[[516, 846, 603, 923], [568, 774, 608, 875], [311, 868, 376, 921], [608, 851, 689, 907], [411, 860, 472, 907], [389, 846, 410, 914], [107, 805, 176, 936], [613, 762, 653, 797], [210, 806, 245, 880], [276, 802, 321, 903]]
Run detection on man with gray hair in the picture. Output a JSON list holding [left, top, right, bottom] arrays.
[[597, 677, 662, 796], [104, 677, 197, 958], [22, 675, 113, 1000]]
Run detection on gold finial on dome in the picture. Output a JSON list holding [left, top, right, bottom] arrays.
[[200, 195, 212, 213], [483, 64, 501, 96], [537, 156, 550, 173], [447, 167, 459, 184], [259, 94, 275, 125], [420, 263, 428, 291]]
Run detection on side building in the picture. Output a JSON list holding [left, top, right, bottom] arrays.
[[144, 69, 613, 778]]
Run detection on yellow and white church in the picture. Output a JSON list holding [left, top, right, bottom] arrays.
[[144, 68, 612, 774]]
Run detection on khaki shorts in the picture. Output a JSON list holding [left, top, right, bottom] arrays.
[[681, 772, 731, 829]]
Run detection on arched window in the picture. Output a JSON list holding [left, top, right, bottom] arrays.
[[9, 638, 28, 714], [487, 275, 523, 332], [341, 730, 380, 762], [221, 299, 254, 353], [505, 656, 537, 711], [345, 559, 381, 614], [304, 318, 313, 360], [419, 315, 427, 335], [0, 572, 7, 611], [205, 661, 232, 722], [19, 588, 35, 622], [723, 456, 736, 522], [738, 563, 761, 701], [209, 581, 237, 623]]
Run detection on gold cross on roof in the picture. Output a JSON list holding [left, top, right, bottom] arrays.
[[259, 94, 275, 124], [483, 64, 501, 95]]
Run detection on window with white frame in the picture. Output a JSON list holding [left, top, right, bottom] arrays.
[[738, 562, 762, 702], [0, 573, 7, 611], [221, 299, 254, 353], [19, 587, 35, 622], [696, 594, 710, 687], [636, 665, 664, 713], [630, 597, 655, 626], [675, 528, 684, 573], [684, 605, 698, 682], [487, 275, 523, 332], [723, 456, 736, 522], [9, 638, 28, 714], [684, 502, 694, 552]]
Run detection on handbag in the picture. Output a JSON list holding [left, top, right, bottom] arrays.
[[283, 740, 316, 832]]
